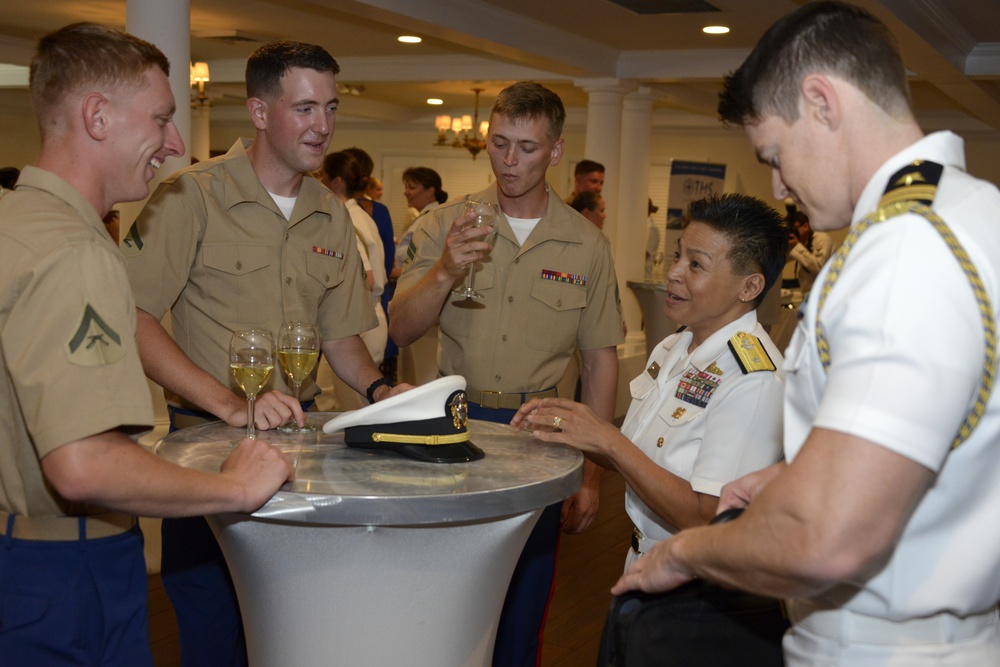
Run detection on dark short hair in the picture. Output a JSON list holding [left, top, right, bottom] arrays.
[[570, 191, 601, 213], [246, 41, 340, 101], [0, 167, 20, 190], [322, 151, 365, 194], [718, 1, 912, 126], [574, 160, 605, 177], [683, 194, 788, 307], [402, 167, 448, 204], [491, 82, 566, 141], [30, 23, 169, 133]]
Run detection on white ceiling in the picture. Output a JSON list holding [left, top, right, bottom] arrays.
[[0, 0, 998, 132]]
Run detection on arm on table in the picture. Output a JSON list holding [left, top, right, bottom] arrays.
[[321, 335, 411, 402], [42, 430, 294, 517], [135, 308, 304, 429], [612, 428, 934, 598]]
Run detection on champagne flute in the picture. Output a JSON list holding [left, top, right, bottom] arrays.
[[451, 199, 499, 299], [229, 329, 275, 440], [277, 321, 321, 433]]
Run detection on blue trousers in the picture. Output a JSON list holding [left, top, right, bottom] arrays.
[[164, 407, 248, 667], [0, 520, 152, 666], [469, 402, 562, 667]]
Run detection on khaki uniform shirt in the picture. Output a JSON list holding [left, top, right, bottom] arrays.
[[0, 167, 153, 516], [397, 184, 623, 396], [123, 139, 375, 406]]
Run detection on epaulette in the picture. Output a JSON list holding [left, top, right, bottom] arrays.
[[878, 160, 943, 209], [727, 331, 776, 374]]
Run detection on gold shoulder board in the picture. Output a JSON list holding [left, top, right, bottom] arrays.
[[728, 331, 776, 374]]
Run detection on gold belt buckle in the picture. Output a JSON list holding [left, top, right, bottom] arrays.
[[631, 527, 643, 553], [479, 391, 502, 410]]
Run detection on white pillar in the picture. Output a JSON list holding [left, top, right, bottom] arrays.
[[574, 78, 631, 255], [126, 0, 190, 169], [617, 87, 656, 356]]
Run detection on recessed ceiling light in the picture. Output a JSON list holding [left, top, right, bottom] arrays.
[[398, 35, 422, 44], [427, 98, 444, 105], [703, 25, 730, 35]]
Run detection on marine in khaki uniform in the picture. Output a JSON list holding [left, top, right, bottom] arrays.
[[0, 23, 292, 666], [390, 81, 623, 667], [122, 41, 405, 667]]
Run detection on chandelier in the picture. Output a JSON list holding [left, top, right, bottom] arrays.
[[434, 88, 489, 159]]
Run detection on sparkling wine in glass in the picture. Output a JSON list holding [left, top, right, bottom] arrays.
[[230, 329, 275, 440], [452, 199, 499, 300], [277, 321, 321, 433]]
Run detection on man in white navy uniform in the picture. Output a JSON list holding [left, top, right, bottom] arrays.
[[612, 3, 1000, 665]]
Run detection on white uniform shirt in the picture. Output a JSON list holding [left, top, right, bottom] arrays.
[[784, 131, 1000, 619], [622, 310, 785, 543]]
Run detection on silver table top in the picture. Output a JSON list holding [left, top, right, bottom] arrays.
[[155, 414, 583, 526]]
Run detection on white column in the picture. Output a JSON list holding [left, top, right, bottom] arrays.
[[574, 78, 631, 254], [617, 87, 656, 356]]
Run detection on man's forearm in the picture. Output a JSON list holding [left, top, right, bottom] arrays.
[[135, 308, 241, 418], [388, 267, 450, 346]]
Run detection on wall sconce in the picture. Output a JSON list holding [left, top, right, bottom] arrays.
[[190, 61, 210, 108]]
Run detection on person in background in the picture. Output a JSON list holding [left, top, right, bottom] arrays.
[[0, 22, 292, 665], [785, 210, 832, 293], [613, 3, 1000, 665], [365, 175, 383, 200], [122, 40, 405, 667], [514, 193, 789, 663], [564, 158, 605, 203], [645, 198, 662, 281], [318, 150, 388, 407], [0, 166, 19, 196], [390, 81, 623, 667], [395, 166, 447, 272], [342, 146, 398, 381], [570, 190, 606, 230]]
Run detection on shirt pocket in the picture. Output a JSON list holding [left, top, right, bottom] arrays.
[[202, 243, 271, 276], [200, 243, 272, 324], [305, 251, 346, 290], [525, 278, 587, 352]]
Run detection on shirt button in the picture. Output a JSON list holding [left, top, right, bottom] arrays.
[[495, 374, 501, 382], [285, 232, 289, 241], [514, 258, 520, 264], [656, 437, 664, 448], [325, 274, 330, 282], [235, 261, 242, 271], [501, 334, 508, 342], [285, 276, 292, 285], [507, 296, 514, 303]]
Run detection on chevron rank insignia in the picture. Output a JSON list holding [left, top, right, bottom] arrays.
[[67, 304, 126, 366], [727, 331, 775, 374], [120, 222, 144, 257]]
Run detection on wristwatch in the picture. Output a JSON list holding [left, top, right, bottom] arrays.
[[366, 377, 394, 404]]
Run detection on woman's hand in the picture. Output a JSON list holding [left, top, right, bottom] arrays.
[[511, 397, 620, 458]]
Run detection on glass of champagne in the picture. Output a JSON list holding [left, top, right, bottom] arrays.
[[451, 199, 499, 299], [229, 329, 275, 440], [277, 321, 321, 433]]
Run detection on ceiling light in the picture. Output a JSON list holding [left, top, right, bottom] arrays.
[[427, 98, 444, 105], [703, 25, 729, 34], [398, 35, 422, 44]]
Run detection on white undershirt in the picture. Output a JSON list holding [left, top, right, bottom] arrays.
[[269, 191, 296, 220], [505, 215, 541, 246]]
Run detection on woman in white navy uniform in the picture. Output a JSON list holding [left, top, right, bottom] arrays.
[[514, 193, 788, 561]]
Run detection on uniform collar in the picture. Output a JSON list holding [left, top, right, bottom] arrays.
[[472, 182, 587, 250], [659, 309, 760, 371], [220, 138, 333, 226], [15, 166, 106, 236]]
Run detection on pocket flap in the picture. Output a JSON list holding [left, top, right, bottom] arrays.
[[202, 244, 270, 276]]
